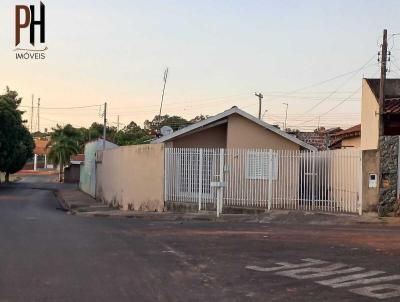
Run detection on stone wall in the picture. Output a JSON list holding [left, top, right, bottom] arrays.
[[379, 136, 400, 216]]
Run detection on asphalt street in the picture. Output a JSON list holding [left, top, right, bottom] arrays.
[[1, 176, 400, 302]]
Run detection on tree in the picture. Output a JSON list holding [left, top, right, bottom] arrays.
[[51, 124, 85, 152], [0, 87, 34, 182], [144, 115, 189, 132], [114, 121, 151, 145], [86, 122, 117, 144], [47, 133, 80, 182]]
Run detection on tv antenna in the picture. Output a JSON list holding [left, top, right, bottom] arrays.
[[158, 67, 169, 118]]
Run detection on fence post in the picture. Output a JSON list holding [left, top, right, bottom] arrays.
[[216, 148, 224, 217], [164, 148, 168, 203], [267, 149, 273, 211], [359, 150, 363, 216], [311, 151, 316, 210], [198, 149, 203, 212]]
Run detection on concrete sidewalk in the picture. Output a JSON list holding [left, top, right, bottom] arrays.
[[57, 188, 400, 226]]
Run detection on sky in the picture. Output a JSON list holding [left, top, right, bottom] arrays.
[[0, 0, 399, 132]]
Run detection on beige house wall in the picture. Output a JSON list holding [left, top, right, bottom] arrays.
[[96, 144, 165, 211], [341, 136, 361, 149], [226, 114, 300, 150], [361, 79, 379, 150], [168, 124, 227, 148]]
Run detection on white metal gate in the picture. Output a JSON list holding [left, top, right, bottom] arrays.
[[165, 148, 362, 215]]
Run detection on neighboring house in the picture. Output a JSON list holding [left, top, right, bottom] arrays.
[[23, 138, 50, 170], [80, 139, 118, 197], [289, 127, 342, 151], [152, 107, 316, 151], [360, 78, 400, 211], [64, 154, 84, 184], [330, 124, 361, 149], [361, 78, 400, 150]]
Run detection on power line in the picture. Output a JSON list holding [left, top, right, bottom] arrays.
[[302, 59, 378, 114], [294, 87, 362, 127], [20, 104, 102, 110], [263, 53, 378, 103]]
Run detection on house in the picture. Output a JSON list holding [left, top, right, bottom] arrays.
[[80, 139, 118, 197], [64, 154, 84, 184], [360, 78, 400, 212], [361, 78, 400, 150], [152, 107, 316, 151], [95, 108, 363, 214], [329, 124, 361, 149], [289, 127, 342, 151], [23, 138, 51, 170]]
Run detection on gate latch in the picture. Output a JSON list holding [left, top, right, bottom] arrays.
[[210, 181, 226, 188]]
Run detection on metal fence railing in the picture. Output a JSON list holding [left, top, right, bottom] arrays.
[[165, 148, 362, 215]]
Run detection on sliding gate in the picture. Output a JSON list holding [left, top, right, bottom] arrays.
[[165, 148, 362, 215]]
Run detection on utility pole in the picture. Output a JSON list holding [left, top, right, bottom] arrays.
[[30, 95, 34, 132], [159, 68, 169, 118], [37, 98, 40, 133], [283, 102, 289, 130], [255, 92, 264, 119], [103, 102, 107, 150], [379, 29, 388, 137], [117, 115, 120, 132]]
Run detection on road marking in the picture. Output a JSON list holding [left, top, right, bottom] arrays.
[[246, 258, 400, 300], [350, 284, 400, 300], [318, 273, 400, 288], [245, 258, 327, 272], [277, 263, 365, 280]]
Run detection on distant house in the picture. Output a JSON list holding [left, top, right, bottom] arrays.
[[80, 139, 118, 197], [289, 127, 342, 151], [152, 107, 316, 151], [361, 78, 400, 150], [330, 124, 361, 149], [23, 138, 51, 170], [64, 154, 84, 184]]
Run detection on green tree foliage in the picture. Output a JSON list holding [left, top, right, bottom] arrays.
[[85, 123, 117, 144], [45, 113, 209, 154], [47, 126, 81, 182], [0, 87, 34, 182], [114, 121, 152, 145], [144, 115, 190, 132]]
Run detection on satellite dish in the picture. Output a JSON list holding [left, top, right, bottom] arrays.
[[160, 126, 174, 136]]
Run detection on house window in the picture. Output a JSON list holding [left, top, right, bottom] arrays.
[[245, 151, 278, 180]]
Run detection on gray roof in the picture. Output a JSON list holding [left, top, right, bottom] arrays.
[[152, 107, 317, 151]]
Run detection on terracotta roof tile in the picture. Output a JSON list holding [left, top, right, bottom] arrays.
[[332, 124, 361, 137], [71, 154, 85, 162], [34, 139, 50, 155], [384, 98, 400, 114]]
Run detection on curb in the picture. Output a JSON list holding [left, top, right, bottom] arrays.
[[53, 190, 72, 212], [71, 210, 400, 226]]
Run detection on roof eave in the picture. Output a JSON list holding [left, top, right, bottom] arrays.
[[152, 107, 317, 151]]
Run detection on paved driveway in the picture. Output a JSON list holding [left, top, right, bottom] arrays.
[[1, 177, 400, 301]]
